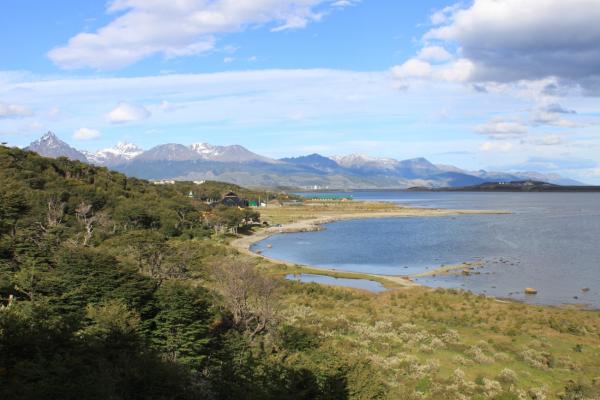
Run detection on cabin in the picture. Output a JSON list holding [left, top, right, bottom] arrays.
[[220, 191, 248, 207]]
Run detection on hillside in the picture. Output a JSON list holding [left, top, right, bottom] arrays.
[[2, 146, 600, 399]]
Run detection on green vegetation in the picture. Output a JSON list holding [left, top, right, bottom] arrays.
[[1, 146, 600, 399]]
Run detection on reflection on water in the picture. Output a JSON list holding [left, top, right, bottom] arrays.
[[255, 192, 600, 308], [285, 273, 386, 293]]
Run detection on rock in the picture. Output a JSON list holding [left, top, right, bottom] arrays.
[[462, 269, 471, 276], [582, 288, 590, 292], [524, 287, 538, 295]]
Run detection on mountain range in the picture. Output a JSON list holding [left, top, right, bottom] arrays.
[[24, 132, 583, 188]]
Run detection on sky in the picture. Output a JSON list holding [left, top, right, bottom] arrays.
[[1, 0, 600, 183]]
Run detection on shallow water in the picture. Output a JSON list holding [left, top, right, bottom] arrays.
[[254, 192, 600, 308], [285, 273, 386, 292]]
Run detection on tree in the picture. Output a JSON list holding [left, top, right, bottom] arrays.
[[147, 282, 215, 370], [212, 259, 278, 339], [0, 185, 30, 237], [74, 201, 108, 246], [124, 231, 186, 286]]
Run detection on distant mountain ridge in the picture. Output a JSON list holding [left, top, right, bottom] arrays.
[[24, 132, 584, 188], [416, 180, 600, 192]]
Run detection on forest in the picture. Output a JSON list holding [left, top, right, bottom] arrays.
[[0, 146, 360, 399]]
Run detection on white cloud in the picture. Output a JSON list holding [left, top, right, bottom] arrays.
[[331, 0, 360, 7], [532, 111, 578, 127], [391, 57, 474, 83], [391, 59, 432, 79], [475, 118, 528, 137], [429, 4, 462, 25], [417, 45, 452, 62], [423, 0, 600, 87], [533, 134, 564, 146], [0, 102, 32, 118], [106, 102, 150, 123], [73, 128, 101, 140], [48, 0, 347, 70], [480, 141, 514, 152]]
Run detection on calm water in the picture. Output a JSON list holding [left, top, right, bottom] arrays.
[[254, 192, 600, 308], [286, 273, 387, 293]]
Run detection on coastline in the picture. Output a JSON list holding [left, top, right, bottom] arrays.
[[230, 206, 509, 289]]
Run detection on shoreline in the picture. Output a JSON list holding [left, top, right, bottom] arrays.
[[230, 206, 508, 289]]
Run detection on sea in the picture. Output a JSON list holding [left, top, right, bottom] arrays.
[[251, 191, 600, 308]]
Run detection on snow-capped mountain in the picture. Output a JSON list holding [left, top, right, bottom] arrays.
[[190, 143, 220, 157], [134, 144, 202, 162], [331, 154, 399, 170], [25, 131, 88, 162], [85, 141, 143, 166], [190, 143, 276, 163], [23, 132, 584, 188]]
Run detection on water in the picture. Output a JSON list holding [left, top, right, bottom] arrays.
[[286, 273, 386, 292], [254, 192, 600, 308]]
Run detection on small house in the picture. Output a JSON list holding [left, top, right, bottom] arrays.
[[220, 191, 247, 207]]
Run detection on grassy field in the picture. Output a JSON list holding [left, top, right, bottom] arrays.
[[232, 201, 600, 399], [259, 200, 405, 224]]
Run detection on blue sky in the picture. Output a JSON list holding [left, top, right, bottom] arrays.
[[1, 0, 600, 183]]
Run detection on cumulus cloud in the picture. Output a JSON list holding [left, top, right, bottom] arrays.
[[475, 118, 528, 137], [391, 58, 474, 82], [48, 0, 348, 70], [0, 102, 32, 118], [416, 45, 452, 62], [73, 128, 101, 140], [424, 0, 600, 86], [391, 59, 432, 79], [106, 102, 150, 123]]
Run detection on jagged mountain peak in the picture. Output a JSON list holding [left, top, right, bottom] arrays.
[[31, 131, 63, 149], [26, 131, 88, 162], [41, 131, 58, 140]]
